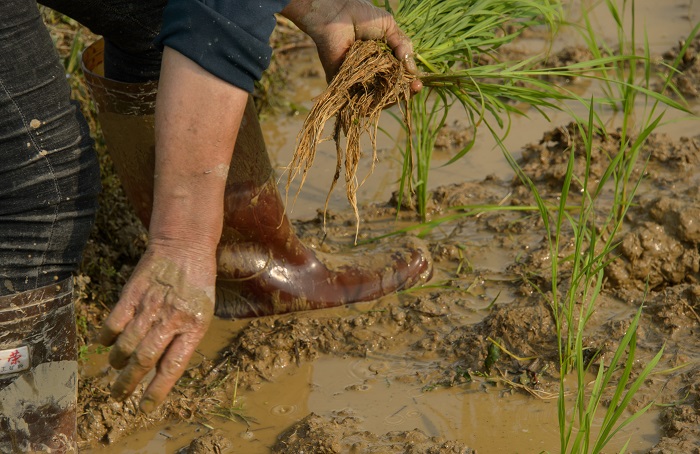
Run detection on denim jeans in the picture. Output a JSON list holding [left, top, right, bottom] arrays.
[[0, 0, 165, 296], [1, 1, 165, 449]]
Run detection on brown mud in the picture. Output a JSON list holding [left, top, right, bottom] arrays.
[[40, 1, 700, 452]]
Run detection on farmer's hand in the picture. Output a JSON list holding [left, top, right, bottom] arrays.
[[97, 47, 245, 413], [99, 243, 215, 413], [282, 0, 422, 90]]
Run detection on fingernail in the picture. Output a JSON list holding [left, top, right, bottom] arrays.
[[406, 59, 418, 75], [140, 397, 156, 413], [111, 387, 127, 401]]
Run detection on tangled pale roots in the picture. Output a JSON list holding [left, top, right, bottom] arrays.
[[285, 40, 416, 238]]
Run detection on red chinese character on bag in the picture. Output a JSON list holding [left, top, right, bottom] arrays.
[[8, 349, 22, 366]]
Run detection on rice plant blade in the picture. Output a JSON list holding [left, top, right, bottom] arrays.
[[594, 345, 664, 453]]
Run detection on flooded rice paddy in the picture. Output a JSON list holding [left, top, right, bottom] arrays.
[[73, 0, 699, 452]]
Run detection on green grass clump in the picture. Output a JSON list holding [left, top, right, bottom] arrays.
[[393, 0, 561, 72]]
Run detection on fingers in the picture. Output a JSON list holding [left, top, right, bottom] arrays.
[[410, 79, 423, 93], [98, 284, 140, 347], [98, 252, 215, 413], [382, 20, 418, 75], [350, 2, 421, 82], [110, 327, 202, 414], [110, 323, 176, 401], [107, 287, 161, 369], [310, 0, 420, 83], [139, 336, 197, 413], [107, 297, 210, 412]]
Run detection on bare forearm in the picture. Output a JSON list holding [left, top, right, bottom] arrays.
[[150, 47, 248, 254], [100, 48, 249, 410]]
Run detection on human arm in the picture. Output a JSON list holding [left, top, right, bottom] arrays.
[[98, 47, 248, 412], [99, 0, 420, 412]]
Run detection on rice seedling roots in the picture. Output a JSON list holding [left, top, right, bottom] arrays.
[[285, 40, 416, 233]]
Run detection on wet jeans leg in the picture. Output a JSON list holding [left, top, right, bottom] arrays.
[[0, 0, 100, 295], [0, 1, 99, 452], [0, 0, 165, 449]]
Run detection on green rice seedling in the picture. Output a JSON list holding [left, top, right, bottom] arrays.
[[392, 0, 562, 71], [207, 367, 258, 426], [365, 0, 690, 232], [402, 89, 450, 221], [577, 0, 698, 225], [388, 0, 560, 219], [396, 2, 693, 220], [500, 98, 662, 454], [500, 1, 696, 451]]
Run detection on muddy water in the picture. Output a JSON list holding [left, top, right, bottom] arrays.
[[83, 0, 699, 452], [88, 315, 659, 454]]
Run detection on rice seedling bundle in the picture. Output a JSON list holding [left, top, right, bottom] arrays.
[[286, 0, 572, 229]]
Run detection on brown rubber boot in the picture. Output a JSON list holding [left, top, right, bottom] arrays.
[[82, 39, 432, 319], [0, 280, 77, 453]]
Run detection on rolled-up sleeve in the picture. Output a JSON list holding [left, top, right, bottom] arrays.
[[155, 0, 290, 92]]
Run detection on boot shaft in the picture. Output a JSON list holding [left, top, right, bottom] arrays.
[[0, 280, 78, 453]]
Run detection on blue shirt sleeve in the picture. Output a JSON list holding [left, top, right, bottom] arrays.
[[155, 0, 291, 93]]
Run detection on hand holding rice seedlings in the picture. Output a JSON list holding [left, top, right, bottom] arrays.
[[286, 0, 572, 230], [286, 39, 414, 234], [284, 0, 684, 226]]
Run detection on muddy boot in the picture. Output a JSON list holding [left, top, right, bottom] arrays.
[[0, 280, 77, 453], [82, 39, 432, 319], [81, 40, 157, 226], [214, 102, 432, 317]]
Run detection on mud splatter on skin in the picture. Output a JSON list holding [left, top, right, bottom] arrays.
[[212, 163, 230, 180], [98, 253, 215, 421]]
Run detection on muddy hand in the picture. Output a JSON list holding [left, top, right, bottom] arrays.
[[281, 0, 422, 90], [99, 246, 215, 413]]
